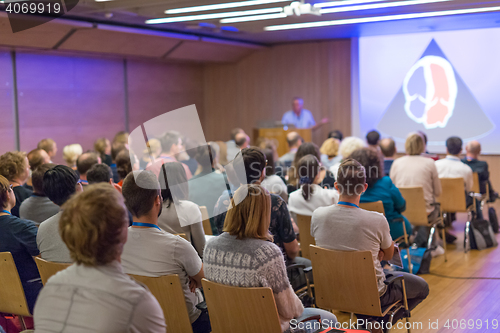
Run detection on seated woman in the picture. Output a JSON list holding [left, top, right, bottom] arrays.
[[0, 175, 41, 313], [158, 162, 206, 257], [0, 151, 32, 217], [319, 137, 341, 170], [34, 184, 166, 333], [261, 148, 288, 203], [204, 184, 337, 333], [288, 155, 339, 219], [349, 148, 412, 241]]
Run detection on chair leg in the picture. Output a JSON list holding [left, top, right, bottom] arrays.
[[406, 317, 411, 333], [441, 223, 447, 262], [402, 222, 412, 274], [19, 316, 27, 331]]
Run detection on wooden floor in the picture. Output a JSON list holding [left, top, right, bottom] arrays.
[[333, 210, 500, 333]]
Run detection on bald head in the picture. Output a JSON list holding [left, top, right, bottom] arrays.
[[379, 138, 396, 158], [235, 132, 250, 149], [286, 131, 303, 149], [466, 140, 481, 158]]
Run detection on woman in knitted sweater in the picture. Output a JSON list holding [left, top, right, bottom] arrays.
[[204, 184, 337, 332]]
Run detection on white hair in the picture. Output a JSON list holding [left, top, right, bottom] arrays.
[[339, 136, 365, 158], [63, 144, 83, 166]]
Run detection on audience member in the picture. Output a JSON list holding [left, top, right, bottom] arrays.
[[141, 138, 162, 169], [379, 137, 397, 176], [207, 141, 224, 173], [112, 131, 129, 146], [0, 151, 32, 217], [226, 128, 245, 162], [288, 142, 336, 193], [366, 130, 381, 151], [288, 155, 339, 218], [328, 129, 343, 141], [37, 165, 82, 263], [121, 171, 209, 333], [0, 175, 41, 313], [37, 138, 57, 162], [20, 163, 59, 224], [390, 133, 442, 248], [116, 149, 135, 186], [235, 131, 250, 150], [435, 136, 473, 193], [261, 148, 288, 203], [205, 184, 337, 333], [311, 159, 429, 327], [418, 130, 439, 160], [180, 137, 201, 175], [279, 131, 303, 163], [25, 148, 51, 191], [147, 131, 193, 180], [111, 142, 127, 183], [76, 152, 101, 186], [462, 140, 498, 201], [158, 162, 206, 257], [94, 137, 112, 166], [214, 148, 297, 255], [329, 136, 365, 178], [87, 163, 113, 184], [62, 143, 83, 170], [351, 148, 411, 240], [319, 137, 341, 169], [34, 183, 166, 332]]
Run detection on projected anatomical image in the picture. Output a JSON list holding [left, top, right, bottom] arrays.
[[403, 55, 457, 129], [359, 29, 499, 153]]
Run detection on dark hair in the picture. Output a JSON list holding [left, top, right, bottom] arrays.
[[27, 149, 47, 172], [289, 142, 320, 186], [43, 165, 79, 206], [87, 164, 113, 184], [194, 145, 215, 172], [76, 152, 99, 176], [159, 162, 188, 207], [262, 148, 275, 176], [32, 163, 55, 195], [111, 142, 127, 162], [240, 147, 266, 184], [446, 136, 463, 155], [379, 138, 396, 157], [160, 131, 180, 154], [348, 148, 383, 188], [230, 128, 243, 141], [116, 150, 132, 180], [297, 155, 320, 201], [328, 130, 343, 141], [336, 158, 366, 197], [366, 130, 381, 145], [122, 171, 159, 218], [235, 134, 248, 147]]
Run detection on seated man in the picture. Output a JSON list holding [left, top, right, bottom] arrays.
[[278, 131, 303, 163], [76, 152, 101, 186], [462, 140, 498, 202], [121, 171, 210, 333], [37, 165, 82, 263], [379, 137, 397, 176], [311, 159, 429, 328]]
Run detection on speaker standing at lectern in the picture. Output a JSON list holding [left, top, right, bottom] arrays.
[[281, 97, 329, 130]]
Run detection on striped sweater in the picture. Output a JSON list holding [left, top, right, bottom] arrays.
[[204, 233, 304, 332]]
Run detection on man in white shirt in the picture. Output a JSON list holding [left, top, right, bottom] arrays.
[[311, 159, 429, 328], [121, 170, 210, 333], [435, 136, 473, 192]]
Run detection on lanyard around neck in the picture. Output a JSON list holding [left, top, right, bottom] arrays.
[[337, 201, 359, 209], [0, 209, 11, 215], [131, 222, 161, 231]]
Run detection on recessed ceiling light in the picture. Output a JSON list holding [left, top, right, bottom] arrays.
[[165, 0, 291, 14], [147, 7, 283, 24], [320, 0, 452, 14], [221, 12, 288, 23], [265, 5, 500, 30]]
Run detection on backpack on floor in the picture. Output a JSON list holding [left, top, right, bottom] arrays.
[[488, 207, 499, 234], [398, 247, 432, 275], [468, 218, 498, 250]]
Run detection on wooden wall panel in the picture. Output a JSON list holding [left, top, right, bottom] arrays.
[[0, 52, 15, 155], [202, 39, 352, 148], [16, 52, 125, 164]]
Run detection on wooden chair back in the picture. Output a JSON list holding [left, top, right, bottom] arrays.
[[35, 257, 71, 285], [199, 206, 213, 235], [0, 252, 31, 317], [130, 274, 193, 333], [472, 172, 480, 194], [202, 278, 282, 333], [310, 245, 383, 317], [398, 187, 429, 226], [436, 178, 467, 212], [359, 201, 385, 215], [296, 214, 315, 260]]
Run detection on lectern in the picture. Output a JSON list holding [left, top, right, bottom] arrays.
[[253, 127, 312, 157]]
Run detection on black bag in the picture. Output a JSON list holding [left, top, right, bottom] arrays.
[[468, 218, 498, 250], [488, 207, 499, 234]]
